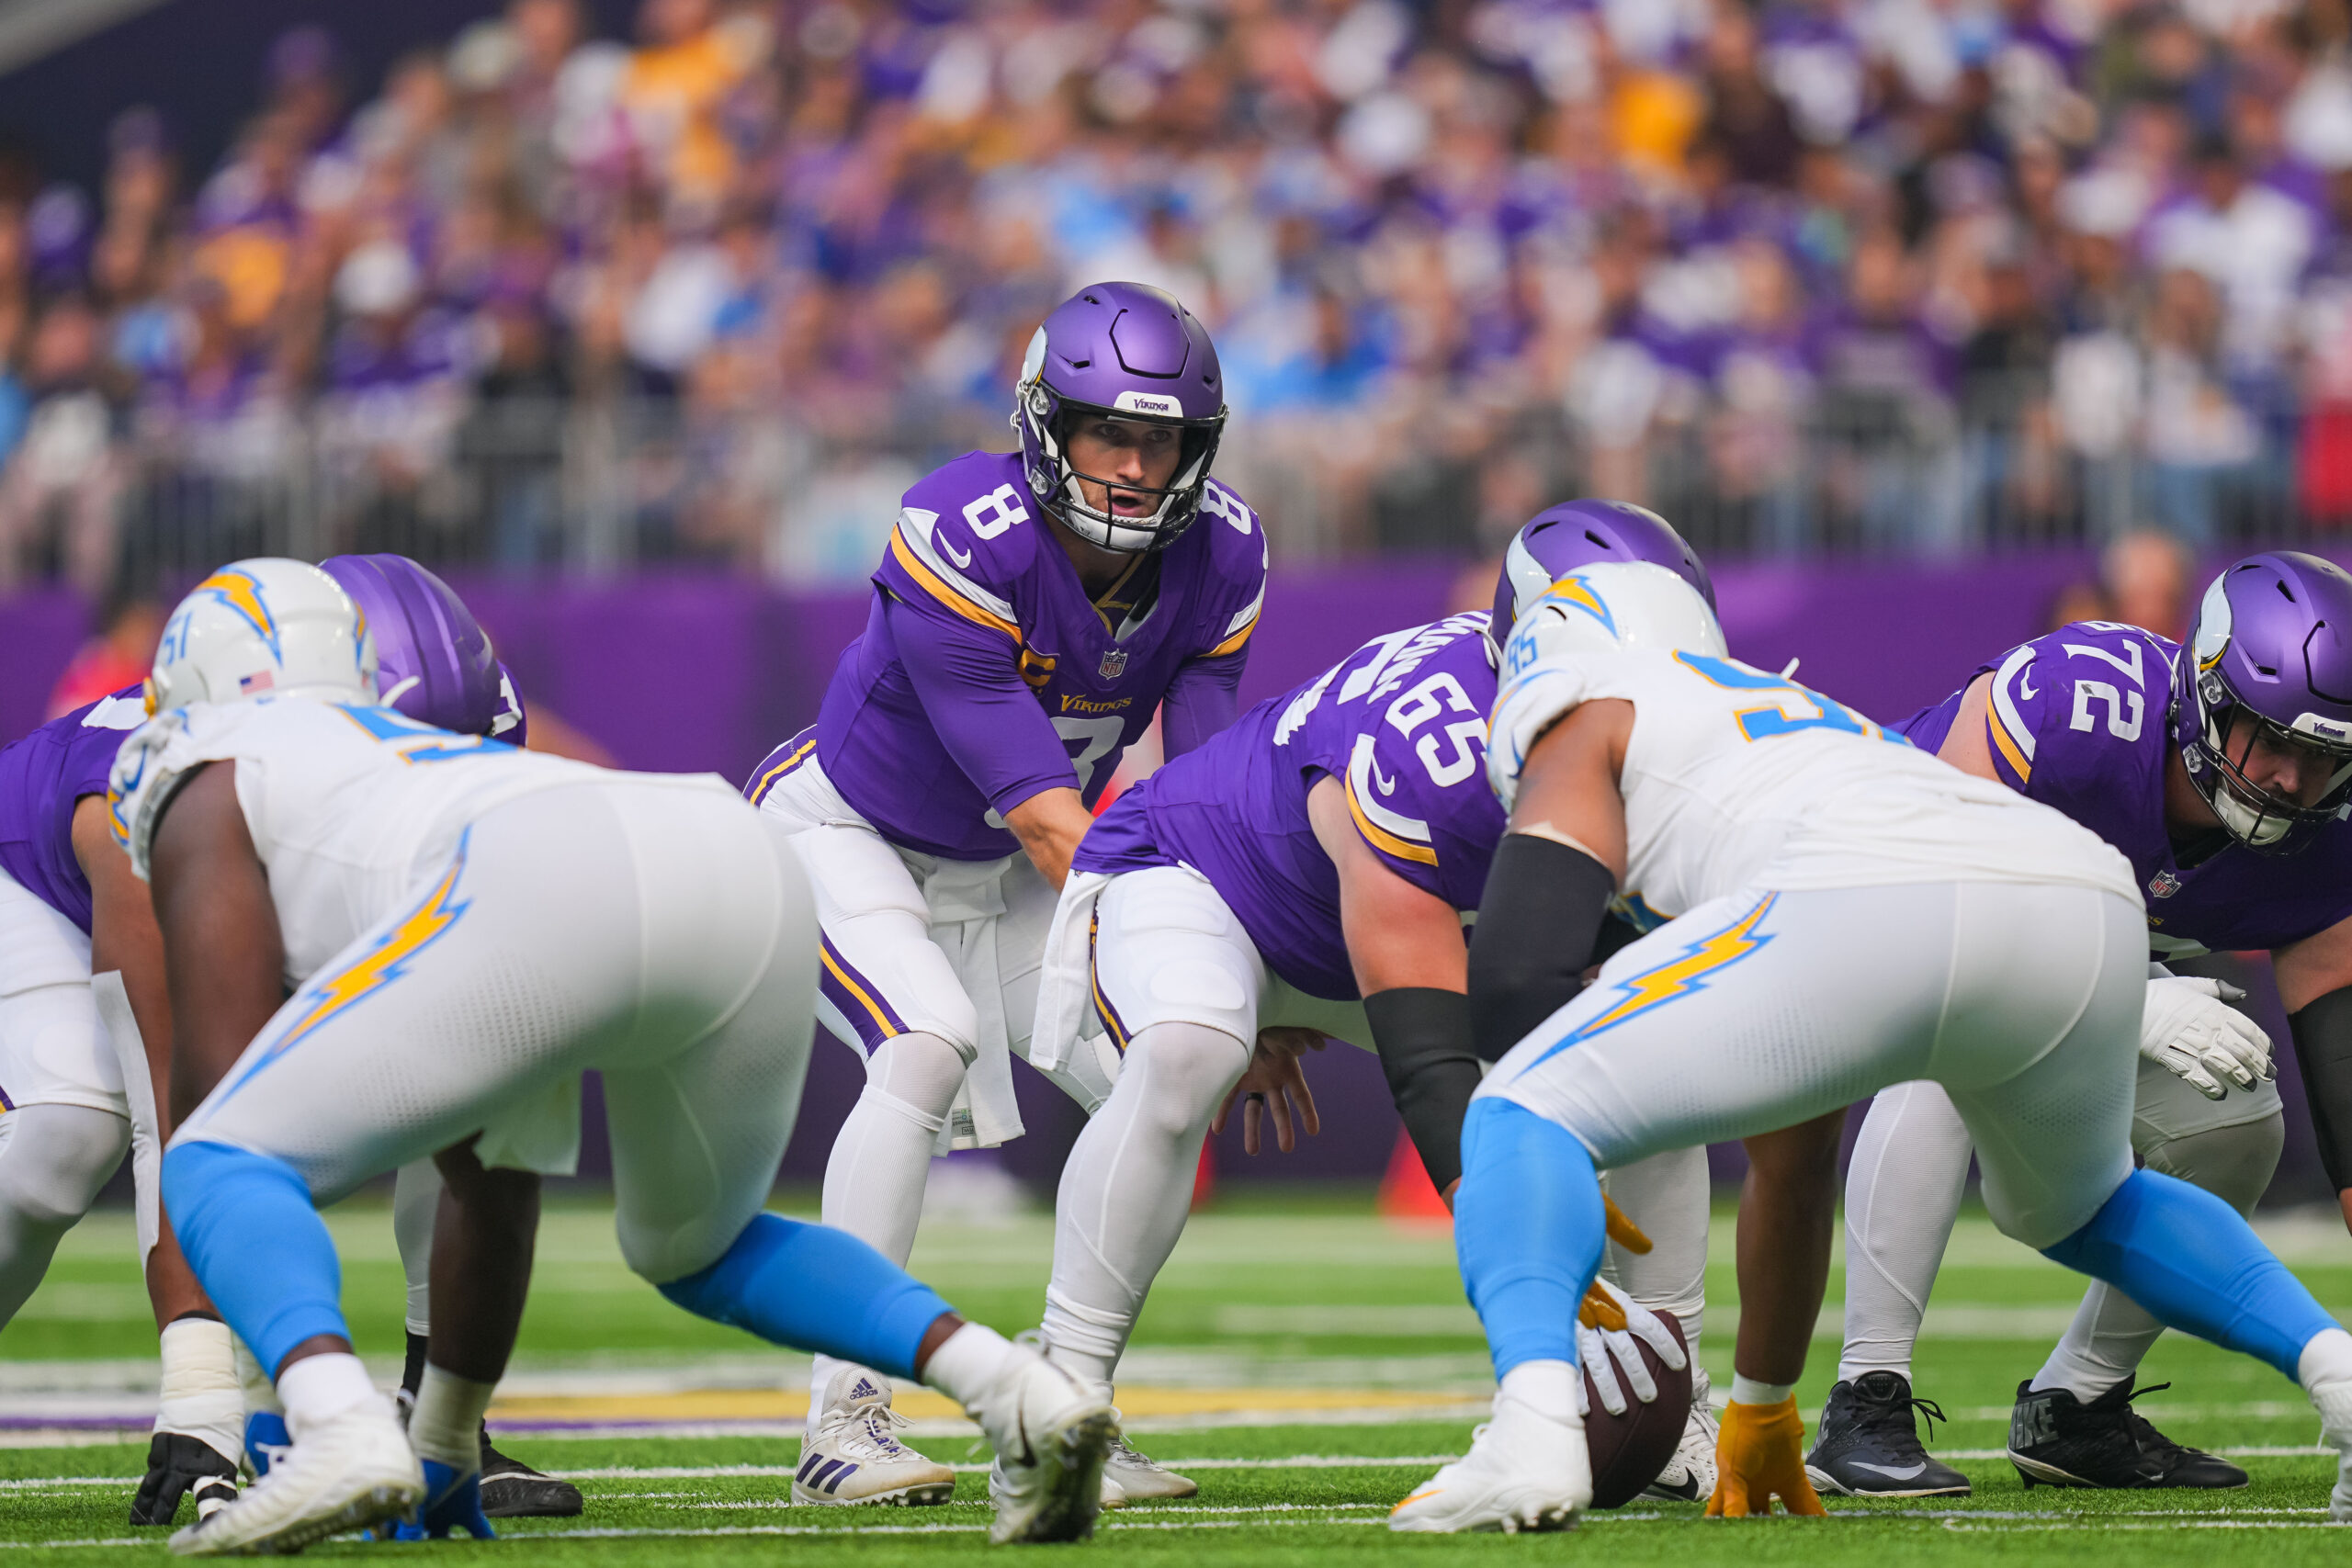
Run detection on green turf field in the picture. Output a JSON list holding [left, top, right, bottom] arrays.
[[6, 1186, 2350, 1562]]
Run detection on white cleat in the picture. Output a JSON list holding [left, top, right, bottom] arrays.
[[977, 1352, 1117, 1544], [169, 1396, 421, 1556], [795, 1373, 956, 1506], [1098, 1422, 1197, 1508], [1389, 1392, 1590, 1534], [2312, 1379, 2352, 1520], [1642, 1366, 1719, 1502]]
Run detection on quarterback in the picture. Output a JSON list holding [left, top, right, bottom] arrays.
[[1390, 562, 2352, 1532], [121, 560, 1113, 1554], [745, 282, 1266, 1503], [1021, 501, 1718, 1504], [1810, 551, 2352, 1496]]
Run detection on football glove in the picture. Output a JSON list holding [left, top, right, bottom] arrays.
[[2143, 976, 2274, 1100], [382, 1460, 495, 1541], [1575, 1278, 1687, 1416], [1705, 1397, 1826, 1517], [127, 1432, 239, 1526]]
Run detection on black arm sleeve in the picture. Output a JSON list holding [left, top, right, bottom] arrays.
[[1364, 987, 1480, 1194], [1466, 832, 1617, 1063], [2291, 986, 2352, 1192]]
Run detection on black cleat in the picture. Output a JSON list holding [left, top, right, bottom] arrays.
[[1804, 1371, 1973, 1497], [128, 1431, 241, 1525], [2007, 1378, 2247, 1490], [480, 1427, 585, 1518]]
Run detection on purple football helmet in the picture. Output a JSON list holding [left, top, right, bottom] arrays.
[[1014, 281, 1227, 554], [2172, 550, 2352, 853], [318, 555, 526, 744], [1490, 500, 1715, 637]]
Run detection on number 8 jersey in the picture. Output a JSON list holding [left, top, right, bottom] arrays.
[[1487, 637, 2138, 931]]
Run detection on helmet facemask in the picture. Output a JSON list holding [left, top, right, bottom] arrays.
[[1017, 369, 1226, 555], [2177, 641, 2352, 854]]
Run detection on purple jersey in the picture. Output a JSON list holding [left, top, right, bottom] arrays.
[[1896, 620, 2352, 957], [0, 686, 147, 933], [809, 450, 1268, 860], [1078, 613, 1506, 1000]]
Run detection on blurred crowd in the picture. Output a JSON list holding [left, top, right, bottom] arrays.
[[6, 0, 2352, 593]]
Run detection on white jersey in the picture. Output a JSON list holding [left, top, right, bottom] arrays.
[[109, 696, 735, 987], [1487, 646, 2139, 929]]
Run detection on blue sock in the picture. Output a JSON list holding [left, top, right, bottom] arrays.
[[1454, 1099, 1605, 1380], [160, 1142, 348, 1375], [2041, 1167, 2339, 1381], [658, 1213, 954, 1380]]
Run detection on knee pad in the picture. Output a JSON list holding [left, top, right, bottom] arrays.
[[1123, 1023, 1251, 1135], [0, 1103, 129, 1228], [862, 1031, 971, 1127]]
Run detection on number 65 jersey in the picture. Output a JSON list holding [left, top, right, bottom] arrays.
[[1897, 620, 2352, 958], [1487, 636, 2139, 930]]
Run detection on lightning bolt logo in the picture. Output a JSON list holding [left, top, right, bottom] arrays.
[[191, 570, 282, 661], [1541, 574, 1618, 637], [220, 835, 472, 1102], [1519, 895, 1778, 1074]]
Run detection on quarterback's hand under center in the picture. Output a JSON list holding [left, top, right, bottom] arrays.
[[1212, 1027, 1326, 1154], [1575, 1278, 1687, 1416], [1706, 1397, 1828, 1518]]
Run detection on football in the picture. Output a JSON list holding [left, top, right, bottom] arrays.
[[1584, 1309, 1696, 1509]]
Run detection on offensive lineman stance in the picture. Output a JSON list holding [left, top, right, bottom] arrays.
[[1391, 563, 2352, 1531], [747, 282, 1265, 1504], [1023, 504, 1716, 1504], [1809, 552, 2352, 1495], [123, 561, 1113, 1553]]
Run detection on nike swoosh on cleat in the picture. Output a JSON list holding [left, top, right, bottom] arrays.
[[1391, 1490, 1442, 1513], [1849, 1461, 1929, 1480]]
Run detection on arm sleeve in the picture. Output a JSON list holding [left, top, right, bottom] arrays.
[[1365, 987, 1480, 1192], [1466, 833, 1617, 1062], [1159, 652, 1245, 761], [2290, 985, 2352, 1192], [882, 592, 1077, 817]]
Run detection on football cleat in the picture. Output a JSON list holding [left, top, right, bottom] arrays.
[[797, 1375, 956, 1506], [2006, 1378, 2247, 1490], [169, 1396, 421, 1556], [130, 1432, 242, 1526], [976, 1354, 1116, 1543], [480, 1432, 583, 1517], [389, 1459, 494, 1540], [1641, 1368, 1718, 1502], [2311, 1377, 2352, 1519], [1389, 1392, 1589, 1533], [1099, 1425, 1197, 1506], [1806, 1371, 1972, 1497]]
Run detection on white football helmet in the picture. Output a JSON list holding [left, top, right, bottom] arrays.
[[1498, 559, 1727, 682], [149, 558, 378, 715]]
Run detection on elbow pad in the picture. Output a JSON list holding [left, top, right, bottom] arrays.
[[1365, 987, 1480, 1194], [1467, 833, 1616, 1062], [2291, 986, 2352, 1191]]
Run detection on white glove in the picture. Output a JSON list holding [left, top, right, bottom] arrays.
[[2141, 976, 2274, 1101], [1575, 1279, 1689, 1417]]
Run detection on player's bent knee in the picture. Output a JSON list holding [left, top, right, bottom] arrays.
[[0, 1104, 128, 1227]]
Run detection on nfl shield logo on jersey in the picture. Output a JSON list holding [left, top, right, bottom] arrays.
[[2148, 869, 2182, 899], [1099, 649, 1128, 679]]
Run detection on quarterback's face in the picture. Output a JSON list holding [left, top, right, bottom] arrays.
[[1067, 417, 1182, 517]]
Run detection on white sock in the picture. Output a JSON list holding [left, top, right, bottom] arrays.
[[391, 1160, 443, 1338], [1730, 1374, 1795, 1406], [920, 1322, 1019, 1412], [2301, 1326, 2352, 1397], [156, 1318, 244, 1461], [1499, 1360, 1582, 1427], [1837, 1080, 1973, 1383], [1037, 1022, 1250, 1399], [276, 1353, 378, 1438], [409, 1364, 495, 1472], [809, 1032, 967, 1423], [233, 1335, 282, 1417]]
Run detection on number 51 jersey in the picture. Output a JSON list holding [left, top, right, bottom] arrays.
[[1487, 626, 2139, 927], [1896, 620, 2352, 958]]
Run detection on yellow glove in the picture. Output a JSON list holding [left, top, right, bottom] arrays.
[[1705, 1397, 1828, 1517], [1577, 1195, 1652, 1331]]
